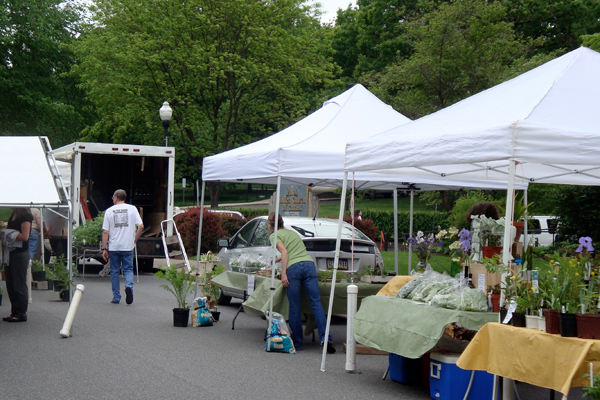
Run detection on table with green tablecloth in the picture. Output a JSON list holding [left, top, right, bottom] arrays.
[[211, 271, 384, 319], [354, 296, 499, 358]]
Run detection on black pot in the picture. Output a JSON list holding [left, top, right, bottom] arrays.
[[211, 311, 221, 322], [0, 294, 2, 306], [60, 289, 70, 302], [32, 271, 46, 282], [560, 312, 578, 337], [52, 280, 62, 292], [500, 308, 508, 323], [46, 279, 54, 290], [511, 312, 526, 327], [173, 308, 190, 327]]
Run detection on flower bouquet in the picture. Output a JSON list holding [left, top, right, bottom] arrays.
[[408, 231, 442, 272]]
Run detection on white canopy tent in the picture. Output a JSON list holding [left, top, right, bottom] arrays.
[[343, 47, 600, 398], [201, 84, 528, 370], [0, 136, 72, 301]]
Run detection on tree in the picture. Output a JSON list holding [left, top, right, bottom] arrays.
[[582, 33, 600, 51], [503, 0, 600, 54], [0, 0, 92, 146], [552, 185, 600, 244], [73, 0, 336, 207], [364, 0, 553, 119]]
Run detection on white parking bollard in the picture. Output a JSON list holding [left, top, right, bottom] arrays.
[[345, 284, 358, 372], [59, 284, 85, 338]]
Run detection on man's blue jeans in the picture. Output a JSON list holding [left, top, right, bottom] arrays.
[[108, 250, 134, 302], [28, 229, 39, 260], [285, 261, 332, 349]]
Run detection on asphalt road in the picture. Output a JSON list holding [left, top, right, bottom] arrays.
[[0, 267, 584, 400], [0, 269, 432, 400]]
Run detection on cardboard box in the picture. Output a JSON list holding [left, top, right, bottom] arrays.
[[468, 262, 501, 291], [512, 241, 523, 259]]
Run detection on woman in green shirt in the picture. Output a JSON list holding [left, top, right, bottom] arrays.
[[268, 213, 334, 353]]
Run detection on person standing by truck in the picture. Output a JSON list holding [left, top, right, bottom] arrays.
[[101, 190, 144, 304]]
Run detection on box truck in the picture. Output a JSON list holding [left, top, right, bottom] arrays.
[[51, 142, 175, 270]]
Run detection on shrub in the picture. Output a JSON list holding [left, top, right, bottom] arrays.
[[449, 190, 495, 229], [221, 215, 245, 238], [343, 216, 379, 242], [174, 208, 225, 254], [362, 209, 451, 239], [236, 208, 268, 220]]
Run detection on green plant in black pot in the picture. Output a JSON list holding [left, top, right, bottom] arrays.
[[30, 260, 46, 281], [156, 265, 195, 310], [201, 264, 225, 310], [73, 212, 105, 247], [583, 371, 600, 399], [46, 255, 71, 293]]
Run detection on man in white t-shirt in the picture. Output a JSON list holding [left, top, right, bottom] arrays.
[[101, 189, 144, 304]]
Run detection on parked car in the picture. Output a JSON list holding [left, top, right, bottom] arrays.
[[525, 216, 558, 247], [215, 216, 383, 304]]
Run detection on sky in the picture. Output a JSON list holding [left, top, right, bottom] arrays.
[[308, 0, 356, 23]]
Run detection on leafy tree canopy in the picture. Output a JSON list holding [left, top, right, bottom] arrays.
[[0, 0, 92, 146], [73, 0, 338, 205]]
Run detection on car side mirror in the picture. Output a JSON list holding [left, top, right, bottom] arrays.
[[217, 238, 229, 248]]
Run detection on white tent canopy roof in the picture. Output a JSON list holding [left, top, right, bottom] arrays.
[[0, 136, 66, 205], [345, 47, 600, 186], [203, 84, 525, 191]]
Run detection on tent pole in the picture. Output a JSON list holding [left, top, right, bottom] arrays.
[[408, 189, 414, 274], [67, 203, 73, 303], [393, 189, 398, 274], [267, 176, 282, 351], [194, 180, 206, 299], [523, 189, 528, 250], [321, 171, 348, 371]]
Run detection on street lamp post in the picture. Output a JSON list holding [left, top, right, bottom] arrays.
[[159, 101, 173, 147]]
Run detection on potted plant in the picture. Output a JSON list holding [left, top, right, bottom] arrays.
[[574, 237, 600, 339], [31, 260, 46, 282], [46, 255, 71, 301], [487, 284, 502, 312], [156, 265, 195, 327], [499, 194, 533, 242], [476, 215, 506, 259], [0, 285, 3, 306], [72, 212, 105, 248], [201, 265, 225, 319], [583, 371, 600, 400]]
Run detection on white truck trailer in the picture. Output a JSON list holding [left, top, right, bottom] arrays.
[[52, 142, 176, 270]]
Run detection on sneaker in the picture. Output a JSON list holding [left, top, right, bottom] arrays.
[[111, 299, 119, 304], [125, 287, 133, 305]]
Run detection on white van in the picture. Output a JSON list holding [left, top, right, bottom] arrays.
[[525, 216, 558, 247]]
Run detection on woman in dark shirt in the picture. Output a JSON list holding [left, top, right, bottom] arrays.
[[3, 208, 33, 322]]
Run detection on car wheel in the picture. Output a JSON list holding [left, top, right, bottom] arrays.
[[218, 291, 232, 306]]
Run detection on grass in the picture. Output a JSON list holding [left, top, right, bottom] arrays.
[[381, 250, 453, 276], [319, 195, 436, 217]]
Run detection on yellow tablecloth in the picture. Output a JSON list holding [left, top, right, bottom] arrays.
[[457, 322, 600, 395], [376, 275, 414, 296]]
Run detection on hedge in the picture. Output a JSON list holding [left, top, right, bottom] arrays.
[[361, 210, 451, 239]]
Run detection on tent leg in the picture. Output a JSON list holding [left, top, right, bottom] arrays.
[[266, 176, 282, 351], [393, 189, 398, 274], [321, 171, 348, 371], [194, 181, 206, 299], [408, 189, 414, 274]]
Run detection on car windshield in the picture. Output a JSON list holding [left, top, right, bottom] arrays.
[[291, 223, 371, 242]]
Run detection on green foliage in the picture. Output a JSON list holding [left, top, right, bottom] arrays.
[[583, 371, 600, 399], [362, 209, 450, 238], [73, 0, 336, 205], [31, 260, 45, 273], [365, 0, 545, 119], [504, 0, 600, 54], [449, 191, 495, 229], [46, 255, 70, 291], [156, 265, 195, 309], [552, 186, 600, 243], [73, 212, 105, 246], [582, 33, 600, 52], [0, 0, 93, 145], [236, 208, 269, 221], [201, 265, 225, 310]]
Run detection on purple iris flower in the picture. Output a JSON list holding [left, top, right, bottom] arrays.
[[576, 236, 594, 253], [460, 241, 471, 252], [459, 229, 471, 241]]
